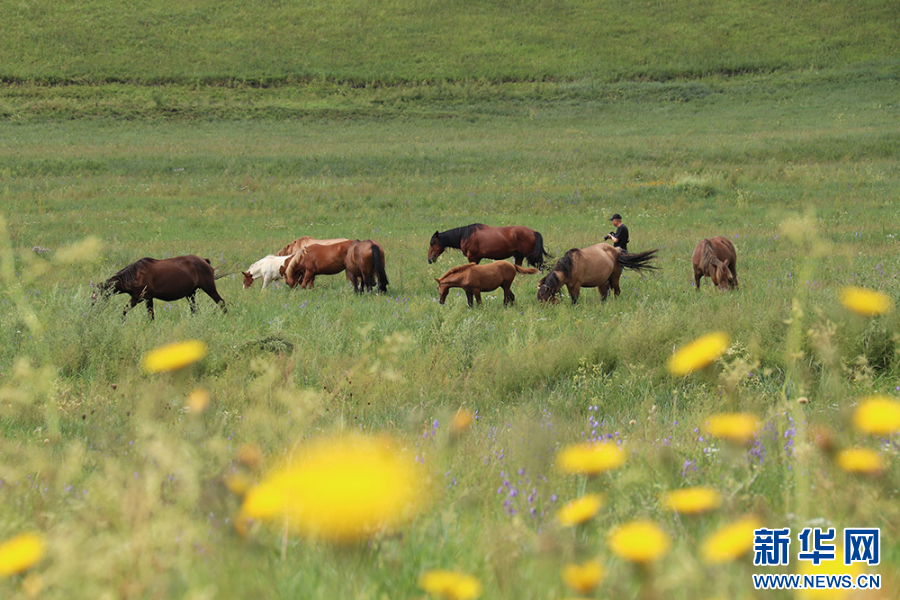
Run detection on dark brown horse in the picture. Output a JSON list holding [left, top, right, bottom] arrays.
[[344, 240, 389, 293], [692, 237, 738, 291], [96, 255, 226, 319], [280, 240, 354, 289], [537, 244, 658, 304], [427, 224, 551, 269], [435, 261, 539, 307]]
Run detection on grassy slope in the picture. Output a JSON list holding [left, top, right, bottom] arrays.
[[2, 0, 899, 84]]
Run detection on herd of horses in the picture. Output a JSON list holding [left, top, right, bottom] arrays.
[[94, 223, 738, 318]]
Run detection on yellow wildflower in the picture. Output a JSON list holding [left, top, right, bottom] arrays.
[[0, 532, 46, 578], [701, 516, 763, 564], [557, 494, 604, 527], [662, 486, 723, 515], [238, 433, 427, 543], [608, 520, 671, 563], [141, 340, 207, 373], [449, 408, 475, 437], [705, 412, 760, 445], [668, 332, 731, 375], [555, 441, 626, 475], [835, 448, 883, 475], [186, 388, 210, 413], [795, 547, 864, 600], [839, 286, 893, 316], [418, 569, 483, 600], [561, 559, 605, 594], [852, 395, 900, 436]]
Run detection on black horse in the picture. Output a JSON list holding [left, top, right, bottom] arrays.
[[95, 255, 227, 319]]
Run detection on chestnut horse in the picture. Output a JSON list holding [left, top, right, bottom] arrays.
[[537, 244, 658, 304], [692, 237, 738, 291], [427, 224, 551, 269], [435, 261, 539, 307], [275, 236, 349, 256], [280, 240, 354, 289], [344, 240, 389, 293], [95, 255, 226, 319]]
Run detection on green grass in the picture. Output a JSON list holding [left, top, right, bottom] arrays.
[[2, 1, 900, 597]]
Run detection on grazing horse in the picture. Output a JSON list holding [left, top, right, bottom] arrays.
[[275, 236, 349, 256], [280, 240, 354, 289], [427, 224, 551, 269], [243, 254, 291, 289], [692, 237, 738, 291], [96, 255, 226, 319], [435, 261, 539, 307], [537, 244, 658, 304], [344, 240, 389, 293]]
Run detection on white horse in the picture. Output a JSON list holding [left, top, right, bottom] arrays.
[[242, 255, 292, 289]]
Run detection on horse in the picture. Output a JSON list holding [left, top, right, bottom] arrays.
[[275, 236, 349, 256], [435, 261, 539, 307], [242, 254, 291, 289], [537, 244, 658, 305], [344, 240, 389, 293], [95, 255, 227, 319], [692, 237, 738, 291], [280, 240, 354, 289], [427, 224, 551, 269]]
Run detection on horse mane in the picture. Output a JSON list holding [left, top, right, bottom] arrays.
[[436, 224, 485, 249], [699, 240, 721, 271], [443, 263, 478, 276], [108, 258, 154, 289], [554, 248, 581, 280], [276, 237, 310, 256]]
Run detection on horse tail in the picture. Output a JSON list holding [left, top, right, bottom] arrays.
[[618, 248, 659, 273], [514, 265, 539, 275], [371, 243, 389, 292], [526, 231, 552, 269]]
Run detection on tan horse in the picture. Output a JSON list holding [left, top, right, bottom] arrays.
[[692, 237, 738, 291], [435, 261, 538, 307], [537, 243, 658, 304], [275, 236, 349, 256], [280, 240, 354, 289], [344, 240, 389, 293]]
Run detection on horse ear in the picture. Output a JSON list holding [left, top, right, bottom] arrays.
[[722, 259, 730, 267], [434, 278, 440, 283]]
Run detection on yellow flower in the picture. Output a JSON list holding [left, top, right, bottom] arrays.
[[418, 569, 483, 600], [141, 340, 207, 373], [449, 408, 475, 437], [835, 448, 883, 475], [700, 516, 763, 564], [557, 494, 604, 527], [852, 395, 900, 436], [186, 388, 210, 413], [668, 332, 731, 375], [662, 486, 723, 515], [561, 559, 605, 594], [238, 433, 427, 543], [0, 532, 46, 578], [839, 286, 893, 316], [555, 441, 626, 475], [705, 412, 760, 445], [608, 520, 671, 563], [795, 547, 864, 600]]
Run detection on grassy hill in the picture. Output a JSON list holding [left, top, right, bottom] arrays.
[[3, 0, 899, 85]]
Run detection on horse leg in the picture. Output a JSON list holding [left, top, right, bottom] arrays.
[[123, 296, 141, 319], [188, 293, 198, 314], [610, 273, 621, 298], [513, 252, 524, 266], [503, 285, 515, 306], [200, 283, 227, 314], [567, 284, 580, 305], [694, 271, 703, 290], [474, 290, 482, 306], [465, 290, 474, 307], [598, 283, 609, 301], [146, 298, 155, 320]]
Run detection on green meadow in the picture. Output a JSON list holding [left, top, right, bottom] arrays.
[[2, 1, 900, 598]]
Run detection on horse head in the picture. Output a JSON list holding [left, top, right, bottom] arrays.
[[242, 271, 254, 288], [711, 259, 735, 291], [536, 272, 561, 303], [427, 231, 444, 264]]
